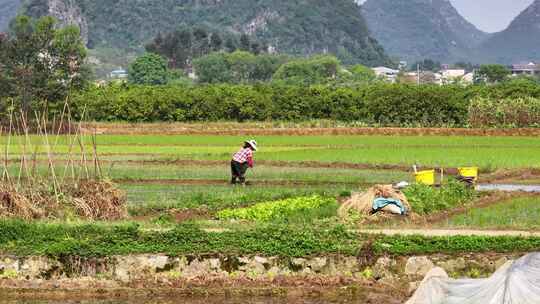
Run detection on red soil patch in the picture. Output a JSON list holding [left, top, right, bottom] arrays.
[[172, 208, 210, 222]]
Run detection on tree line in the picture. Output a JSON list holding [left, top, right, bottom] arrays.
[[72, 79, 540, 127], [145, 26, 268, 70]]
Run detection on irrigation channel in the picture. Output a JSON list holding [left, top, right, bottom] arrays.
[[476, 184, 540, 192]]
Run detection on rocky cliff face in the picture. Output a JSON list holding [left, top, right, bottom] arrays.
[[478, 0, 540, 63], [25, 0, 88, 44], [0, 0, 22, 31], [22, 0, 391, 66], [47, 0, 88, 44], [362, 0, 488, 62]]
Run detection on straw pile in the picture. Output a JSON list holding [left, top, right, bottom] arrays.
[[0, 181, 127, 221], [0, 183, 58, 220], [67, 180, 128, 220], [338, 184, 411, 217]]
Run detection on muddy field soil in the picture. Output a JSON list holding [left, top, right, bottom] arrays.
[[0, 285, 403, 304]]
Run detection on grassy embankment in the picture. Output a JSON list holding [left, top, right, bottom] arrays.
[[1, 220, 540, 258]]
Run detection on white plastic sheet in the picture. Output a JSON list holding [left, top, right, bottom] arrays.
[[406, 252, 540, 304]]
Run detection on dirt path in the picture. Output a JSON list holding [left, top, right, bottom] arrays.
[[358, 229, 540, 237], [82, 123, 540, 136], [198, 228, 540, 237]]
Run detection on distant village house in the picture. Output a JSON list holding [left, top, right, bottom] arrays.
[[511, 62, 540, 76], [110, 69, 128, 79], [372, 66, 399, 82]]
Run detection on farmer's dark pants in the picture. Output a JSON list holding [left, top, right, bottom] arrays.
[[231, 160, 249, 184]]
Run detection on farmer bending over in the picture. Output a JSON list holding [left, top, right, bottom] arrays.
[[231, 140, 257, 185]]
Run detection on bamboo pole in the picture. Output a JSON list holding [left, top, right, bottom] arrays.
[[35, 111, 59, 200], [76, 106, 89, 180], [20, 110, 33, 183], [2, 103, 14, 184]]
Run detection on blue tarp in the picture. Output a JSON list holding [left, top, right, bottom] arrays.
[[372, 197, 407, 215]]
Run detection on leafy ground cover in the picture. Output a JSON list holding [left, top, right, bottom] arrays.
[[372, 234, 540, 255], [404, 180, 475, 215], [124, 184, 350, 216], [2, 220, 540, 258], [0, 220, 359, 257], [217, 196, 338, 223], [443, 196, 540, 230]]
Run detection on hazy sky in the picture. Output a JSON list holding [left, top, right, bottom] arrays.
[[358, 0, 535, 33], [450, 0, 534, 33]]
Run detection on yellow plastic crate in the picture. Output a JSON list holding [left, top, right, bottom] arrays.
[[415, 170, 435, 185], [458, 167, 479, 180]]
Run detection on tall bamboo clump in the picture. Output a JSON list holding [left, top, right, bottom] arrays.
[[0, 99, 127, 220]]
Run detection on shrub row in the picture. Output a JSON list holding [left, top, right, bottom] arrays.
[[72, 83, 469, 126], [71, 79, 540, 127], [1, 220, 539, 258], [469, 97, 540, 128], [404, 180, 475, 215]]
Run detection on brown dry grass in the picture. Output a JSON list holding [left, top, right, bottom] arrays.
[[0, 184, 53, 220], [67, 180, 128, 220], [0, 180, 127, 221]]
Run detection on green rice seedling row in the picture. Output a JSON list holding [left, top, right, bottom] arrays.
[[443, 196, 540, 230]]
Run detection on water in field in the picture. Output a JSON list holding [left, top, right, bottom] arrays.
[[476, 184, 540, 192]]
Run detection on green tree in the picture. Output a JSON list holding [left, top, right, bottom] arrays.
[[273, 55, 340, 85], [251, 54, 289, 82], [192, 27, 209, 58], [193, 52, 232, 83], [193, 51, 288, 84], [0, 15, 88, 116], [128, 53, 169, 85], [224, 36, 237, 52], [145, 29, 192, 69], [476, 64, 511, 84], [239, 34, 250, 52], [250, 41, 262, 55], [226, 51, 256, 83], [349, 64, 376, 83], [210, 32, 223, 52]]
